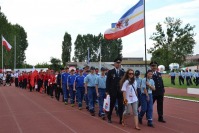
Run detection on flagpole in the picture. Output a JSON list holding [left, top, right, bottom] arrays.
[[14, 35, 16, 70], [2, 35, 3, 72], [87, 47, 89, 64], [144, 0, 147, 73], [99, 41, 102, 72]]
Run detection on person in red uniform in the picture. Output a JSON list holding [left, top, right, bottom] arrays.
[[18, 73, 22, 88], [47, 70, 51, 95], [37, 70, 44, 92], [48, 70, 56, 98], [23, 72, 28, 89]]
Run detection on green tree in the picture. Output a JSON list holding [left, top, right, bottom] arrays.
[[35, 62, 50, 68], [73, 33, 123, 62], [62, 32, 72, 64], [148, 17, 196, 69], [50, 57, 61, 71]]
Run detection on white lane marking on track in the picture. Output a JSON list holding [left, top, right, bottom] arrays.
[[19, 91, 77, 133], [165, 114, 199, 125], [0, 89, 23, 133], [164, 96, 199, 103], [156, 124, 183, 133]]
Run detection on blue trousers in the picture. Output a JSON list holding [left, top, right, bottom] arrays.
[[62, 83, 69, 102], [84, 88, 89, 108], [76, 87, 85, 107], [69, 85, 75, 104], [98, 88, 106, 115], [139, 94, 153, 124], [88, 87, 96, 112], [137, 88, 141, 107]]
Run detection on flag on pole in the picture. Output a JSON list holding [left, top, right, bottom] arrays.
[[2, 36, 12, 51], [104, 0, 144, 40]]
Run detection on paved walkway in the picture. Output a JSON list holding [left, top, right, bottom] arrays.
[[0, 85, 199, 133]]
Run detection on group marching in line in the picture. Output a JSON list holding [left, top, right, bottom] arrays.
[[2, 58, 167, 130], [169, 69, 199, 86]]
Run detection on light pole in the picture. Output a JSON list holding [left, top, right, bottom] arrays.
[[24, 61, 26, 72]]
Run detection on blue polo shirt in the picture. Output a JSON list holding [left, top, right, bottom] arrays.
[[61, 72, 70, 84], [75, 75, 85, 87], [83, 73, 88, 77], [84, 73, 97, 87], [169, 72, 176, 76], [95, 75, 107, 89], [67, 74, 76, 86], [135, 77, 142, 89], [141, 78, 155, 94]]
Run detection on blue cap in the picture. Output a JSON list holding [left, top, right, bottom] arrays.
[[101, 67, 106, 71]]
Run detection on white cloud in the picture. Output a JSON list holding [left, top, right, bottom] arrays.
[[0, 0, 199, 65]]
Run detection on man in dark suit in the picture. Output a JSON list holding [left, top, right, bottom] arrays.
[[150, 61, 166, 123], [106, 57, 124, 124]]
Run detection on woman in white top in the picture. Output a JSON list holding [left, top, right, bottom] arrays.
[[120, 69, 140, 130]]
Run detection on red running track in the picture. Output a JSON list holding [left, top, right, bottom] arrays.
[[0, 86, 199, 133]]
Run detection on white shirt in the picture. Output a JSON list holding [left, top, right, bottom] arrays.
[[121, 80, 138, 104], [14, 73, 19, 78]]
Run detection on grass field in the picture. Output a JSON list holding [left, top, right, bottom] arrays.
[[162, 75, 199, 89], [140, 74, 199, 89]]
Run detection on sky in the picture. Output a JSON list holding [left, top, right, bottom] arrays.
[[0, 0, 199, 65]]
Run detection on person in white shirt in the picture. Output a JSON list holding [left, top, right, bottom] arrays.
[[120, 69, 140, 130]]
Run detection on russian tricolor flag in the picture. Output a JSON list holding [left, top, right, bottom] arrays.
[[104, 0, 144, 40], [2, 36, 12, 51]]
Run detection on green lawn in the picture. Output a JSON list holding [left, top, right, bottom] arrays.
[[162, 75, 199, 89]]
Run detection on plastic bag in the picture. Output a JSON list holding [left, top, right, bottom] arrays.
[[103, 95, 110, 112]]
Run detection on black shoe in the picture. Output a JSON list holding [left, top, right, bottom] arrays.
[[108, 119, 112, 123], [147, 123, 154, 127], [138, 117, 142, 124], [119, 119, 122, 124], [158, 119, 166, 123], [158, 117, 166, 123], [90, 110, 95, 116]]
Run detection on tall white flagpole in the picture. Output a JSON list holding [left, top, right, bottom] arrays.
[[99, 42, 102, 72], [144, 0, 147, 73], [14, 35, 16, 70], [2, 35, 3, 72]]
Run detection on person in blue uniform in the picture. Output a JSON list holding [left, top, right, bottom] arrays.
[[61, 67, 70, 105], [106, 58, 125, 124], [74, 68, 85, 110], [178, 69, 184, 85], [185, 69, 190, 86], [150, 61, 166, 123], [67, 69, 76, 107], [169, 69, 176, 85], [189, 69, 193, 85], [84, 66, 97, 116], [95, 67, 107, 119], [135, 70, 142, 108], [139, 70, 155, 127]]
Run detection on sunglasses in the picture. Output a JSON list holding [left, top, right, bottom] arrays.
[[128, 73, 134, 75]]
